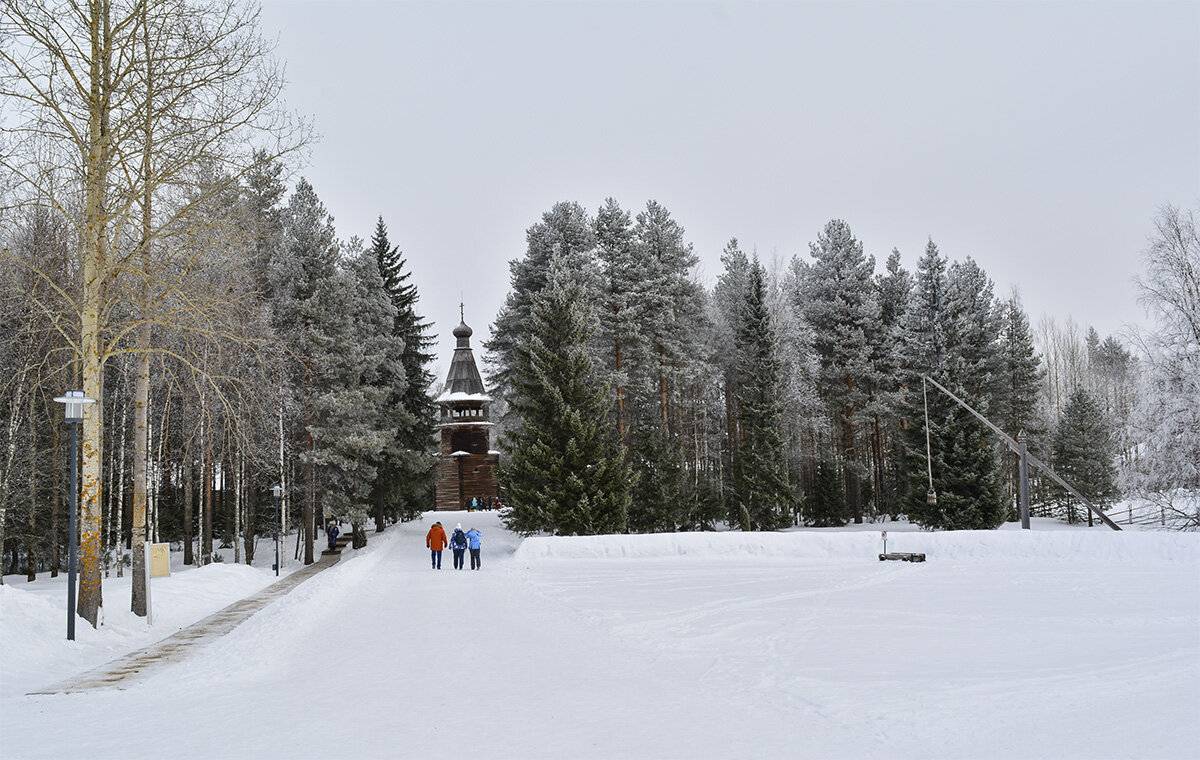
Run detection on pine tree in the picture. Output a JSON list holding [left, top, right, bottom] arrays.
[[594, 198, 640, 442], [368, 217, 436, 529], [731, 258, 795, 530], [871, 248, 913, 516], [1052, 387, 1118, 523], [620, 201, 706, 531], [499, 257, 631, 536], [801, 219, 880, 523]]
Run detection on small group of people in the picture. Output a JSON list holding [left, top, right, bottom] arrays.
[[425, 521, 482, 570], [466, 496, 500, 511]]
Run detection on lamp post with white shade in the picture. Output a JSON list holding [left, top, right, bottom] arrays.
[[53, 390, 95, 641], [272, 484, 282, 576]]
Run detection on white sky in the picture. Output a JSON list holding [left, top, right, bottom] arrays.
[[258, 0, 1200, 379]]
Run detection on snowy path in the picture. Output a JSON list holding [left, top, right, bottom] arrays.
[[29, 552, 340, 694], [2, 514, 1197, 759]]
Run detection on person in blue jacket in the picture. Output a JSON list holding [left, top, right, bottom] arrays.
[[326, 522, 340, 552], [449, 523, 468, 570], [466, 527, 483, 570]]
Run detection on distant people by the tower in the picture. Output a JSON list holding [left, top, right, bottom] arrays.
[[450, 523, 468, 570], [426, 521, 447, 569]]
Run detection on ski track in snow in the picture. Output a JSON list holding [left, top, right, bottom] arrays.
[[1, 513, 1197, 759]]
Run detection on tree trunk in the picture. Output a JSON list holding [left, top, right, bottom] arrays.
[[26, 389, 38, 582], [183, 456, 194, 565], [78, 0, 114, 630], [202, 413, 212, 565]]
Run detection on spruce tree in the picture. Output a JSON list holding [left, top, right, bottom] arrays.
[[995, 292, 1045, 514], [499, 257, 631, 536], [1052, 388, 1118, 523], [731, 259, 795, 530], [899, 241, 1006, 529], [368, 217, 436, 528], [903, 378, 1006, 530], [801, 219, 880, 523]]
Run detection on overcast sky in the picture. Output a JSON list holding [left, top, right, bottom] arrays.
[[259, 0, 1199, 380]]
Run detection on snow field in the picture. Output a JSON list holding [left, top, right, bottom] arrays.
[[0, 513, 1196, 759]]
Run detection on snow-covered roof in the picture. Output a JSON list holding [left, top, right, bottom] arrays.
[[450, 450, 471, 457], [435, 391, 492, 403]]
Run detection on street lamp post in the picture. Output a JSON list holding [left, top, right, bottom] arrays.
[[272, 484, 281, 577], [53, 390, 95, 641]]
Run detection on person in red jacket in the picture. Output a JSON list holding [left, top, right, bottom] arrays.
[[426, 521, 448, 570]]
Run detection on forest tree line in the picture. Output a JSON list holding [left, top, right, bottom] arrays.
[[491, 200, 1200, 536], [0, 0, 434, 632]]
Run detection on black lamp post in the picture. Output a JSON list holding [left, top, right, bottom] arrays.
[[272, 484, 281, 576], [53, 390, 95, 641]]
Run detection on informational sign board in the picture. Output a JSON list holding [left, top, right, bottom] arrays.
[[150, 543, 171, 577]]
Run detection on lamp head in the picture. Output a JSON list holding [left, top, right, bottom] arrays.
[[53, 390, 95, 423], [272, 484, 282, 499]]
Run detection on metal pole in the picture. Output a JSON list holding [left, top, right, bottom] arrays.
[[1017, 432, 1031, 530], [67, 420, 78, 641], [274, 492, 280, 576]]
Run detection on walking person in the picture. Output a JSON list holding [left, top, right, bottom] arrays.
[[466, 526, 483, 570], [426, 521, 447, 569], [326, 521, 340, 552], [450, 523, 468, 570]]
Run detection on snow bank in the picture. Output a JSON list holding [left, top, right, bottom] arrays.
[[513, 528, 1200, 564]]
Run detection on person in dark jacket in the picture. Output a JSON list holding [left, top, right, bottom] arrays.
[[466, 527, 482, 570], [326, 522, 340, 552], [426, 521, 447, 569], [449, 523, 468, 570]]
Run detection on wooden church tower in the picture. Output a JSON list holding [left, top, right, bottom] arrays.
[[433, 312, 500, 510]]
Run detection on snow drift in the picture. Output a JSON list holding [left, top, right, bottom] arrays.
[[513, 527, 1200, 564]]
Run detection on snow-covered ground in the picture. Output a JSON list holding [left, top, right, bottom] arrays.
[[1, 513, 1197, 759]]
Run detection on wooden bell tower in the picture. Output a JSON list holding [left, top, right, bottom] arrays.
[[433, 310, 500, 510]]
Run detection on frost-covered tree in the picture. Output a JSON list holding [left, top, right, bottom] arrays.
[[485, 202, 599, 430], [1128, 204, 1200, 527], [309, 242, 402, 540], [271, 179, 390, 561], [499, 257, 631, 536], [801, 220, 880, 523], [1052, 388, 1117, 524], [368, 217, 435, 529]]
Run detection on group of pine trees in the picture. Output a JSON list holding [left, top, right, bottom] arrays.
[[492, 200, 1138, 536]]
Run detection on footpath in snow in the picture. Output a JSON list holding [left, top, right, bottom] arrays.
[[1, 513, 1197, 760]]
